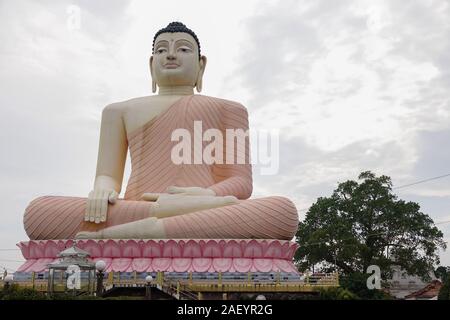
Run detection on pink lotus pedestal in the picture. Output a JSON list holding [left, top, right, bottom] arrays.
[[16, 239, 299, 273]]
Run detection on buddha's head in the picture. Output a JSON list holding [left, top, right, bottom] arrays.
[[150, 22, 207, 93]]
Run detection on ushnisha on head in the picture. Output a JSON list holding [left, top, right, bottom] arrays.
[[150, 22, 207, 93]]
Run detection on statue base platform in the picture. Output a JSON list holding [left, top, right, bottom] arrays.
[[16, 239, 299, 273]]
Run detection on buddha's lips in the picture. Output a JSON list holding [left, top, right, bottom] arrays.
[[164, 63, 179, 68]]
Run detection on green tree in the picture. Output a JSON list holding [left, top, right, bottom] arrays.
[[435, 266, 449, 282], [436, 266, 450, 300], [318, 287, 359, 300], [338, 272, 392, 299], [438, 278, 450, 300], [295, 171, 446, 281]]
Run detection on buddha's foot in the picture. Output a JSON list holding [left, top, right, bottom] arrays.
[[75, 217, 165, 239], [75, 230, 103, 239], [151, 193, 239, 218]]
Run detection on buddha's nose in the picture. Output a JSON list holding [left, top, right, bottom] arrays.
[[167, 48, 176, 60]]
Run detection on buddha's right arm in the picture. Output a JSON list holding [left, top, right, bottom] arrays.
[[85, 103, 128, 224]]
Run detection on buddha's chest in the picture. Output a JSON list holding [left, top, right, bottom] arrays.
[[123, 96, 223, 136], [123, 96, 186, 134]]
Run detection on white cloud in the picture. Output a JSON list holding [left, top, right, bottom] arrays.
[[234, 0, 450, 264]]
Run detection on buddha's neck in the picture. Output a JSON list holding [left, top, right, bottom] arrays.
[[158, 86, 194, 96]]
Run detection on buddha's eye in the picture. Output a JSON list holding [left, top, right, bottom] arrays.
[[178, 47, 192, 53], [156, 48, 167, 54]]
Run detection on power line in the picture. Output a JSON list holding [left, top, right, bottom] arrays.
[[297, 173, 450, 213], [436, 219, 450, 225], [393, 173, 450, 190], [300, 219, 450, 248], [0, 259, 25, 263], [0, 265, 16, 272]]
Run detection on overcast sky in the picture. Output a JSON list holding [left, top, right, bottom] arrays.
[[1, 0, 449, 273]]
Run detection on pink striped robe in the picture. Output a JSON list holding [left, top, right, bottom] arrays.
[[24, 95, 298, 240]]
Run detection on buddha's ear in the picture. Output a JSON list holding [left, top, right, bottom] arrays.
[[195, 55, 207, 93], [149, 56, 157, 93]]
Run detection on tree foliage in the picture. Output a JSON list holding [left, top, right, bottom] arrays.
[[436, 266, 450, 300], [318, 287, 359, 300], [435, 266, 449, 282], [438, 278, 450, 300], [295, 171, 446, 280]]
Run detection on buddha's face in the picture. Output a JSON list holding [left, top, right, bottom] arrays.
[[150, 32, 206, 89]]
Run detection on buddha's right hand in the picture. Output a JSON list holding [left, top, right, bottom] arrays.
[[85, 189, 118, 223]]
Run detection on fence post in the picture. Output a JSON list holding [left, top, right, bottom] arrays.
[[108, 271, 113, 285], [31, 271, 36, 290]]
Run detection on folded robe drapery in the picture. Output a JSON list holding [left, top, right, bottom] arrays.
[[24, 95, 298, 240]]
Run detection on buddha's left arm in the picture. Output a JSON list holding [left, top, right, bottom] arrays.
[[208, 102, 253, 200]]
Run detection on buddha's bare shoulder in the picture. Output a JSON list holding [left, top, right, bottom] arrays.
[[196, 95, 248, 112], [103, 95, 159, 113], [103, 95, 248, 114]]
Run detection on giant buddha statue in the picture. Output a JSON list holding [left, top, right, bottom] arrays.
[[23, 22, 298, 241]]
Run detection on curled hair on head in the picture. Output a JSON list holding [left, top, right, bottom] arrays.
[[152, 22, 201, 59]]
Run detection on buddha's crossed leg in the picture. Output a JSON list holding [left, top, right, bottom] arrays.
[[24, 196, 298, 240]]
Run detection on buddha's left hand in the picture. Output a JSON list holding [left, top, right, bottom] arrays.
[[140, 192, 238, 218]]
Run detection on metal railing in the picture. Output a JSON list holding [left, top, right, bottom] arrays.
[[7, 271, 339, 296]]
